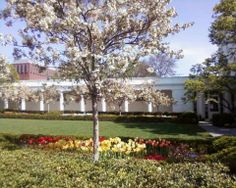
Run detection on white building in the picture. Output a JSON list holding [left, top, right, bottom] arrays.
[[0, 76, 224, 119]]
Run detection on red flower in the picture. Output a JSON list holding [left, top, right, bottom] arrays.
[[99, 136, 106, 142], [145, 154, 166, 161], [28, 138, 35, 145]]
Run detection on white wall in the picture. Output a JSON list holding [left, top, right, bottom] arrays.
[[0, 77, 195, 113], [172, 89, 193, 112]]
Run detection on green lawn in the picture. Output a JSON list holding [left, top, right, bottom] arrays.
[[0, 118, 210, 139]]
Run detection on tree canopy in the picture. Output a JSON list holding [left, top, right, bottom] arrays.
[[185, 0, 236, 113], [0, 0, 190, 161]]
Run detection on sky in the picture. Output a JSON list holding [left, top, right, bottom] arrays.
[[168, 0, 219, 75], [0, 0, 220, 76]]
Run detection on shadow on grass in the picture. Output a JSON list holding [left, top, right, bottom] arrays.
[[0, 134, 21, 151], [117, 122, 210, 138]]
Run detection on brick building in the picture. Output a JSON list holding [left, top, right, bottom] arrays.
[[13, 60, 56, 80]]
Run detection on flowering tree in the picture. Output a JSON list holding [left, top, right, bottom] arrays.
[[13, 85, 32, 109], [0, 84, 32, 110], [138, 85, 173, 110], [64, 85, 90, 113], [102, 80, 136, 115], [66, 85, 90, 101], [35, 84, 60, 112], [0, 55, 11, 84], [1, 0, 190, 161], [0, 84, 13, 109]]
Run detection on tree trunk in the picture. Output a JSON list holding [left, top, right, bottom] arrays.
[[47, 103, 50, 112], [119, 105, 122, 116], [231, 93, 235, 113], [219, 93, 223, 114], [92, 96, 99, 162]]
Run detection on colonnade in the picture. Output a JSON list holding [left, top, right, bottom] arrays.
[[3, 90, 154, 113]]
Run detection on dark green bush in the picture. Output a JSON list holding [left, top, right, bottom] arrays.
[[207, 137, 236, 173], [208, 146, 236, 173], [212, 136, 236, 151], [0, 149, 235, 187], [212, 113, 235, 127], [0, 112, 198, 124], [175, 112, 199, 124]]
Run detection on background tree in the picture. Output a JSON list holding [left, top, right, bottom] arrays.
[[144, 53, 178, 77], [1, 0, 190, 161], [0, 84, 32, 110], [131, 61, 156, 77], [209, 0, 236, 58], [185, 0, 236, 114], [0, 84, 13, 109], [102, 80, 136, 115], [36, 84, 60, 112], [138, 85, 173, 111], [0, 55, 19, 110], [0, 55, 11, 84], [185, 53, 236, 113]]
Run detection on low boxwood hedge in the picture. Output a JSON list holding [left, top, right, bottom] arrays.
[[0, 149, 235, 187], [212, 113, 235, 127], [0, 112, 198, 124]]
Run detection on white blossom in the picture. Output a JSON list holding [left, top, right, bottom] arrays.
[[0, 55, 11, 84]]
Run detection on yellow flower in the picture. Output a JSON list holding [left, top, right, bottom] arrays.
[[62, 144, 69, 150], [80, 146, 89, 151], [110, 137, 121, 144], [100, 140, 111, 152], [111, 147, 119, 153], [74, 140, 81, 148]]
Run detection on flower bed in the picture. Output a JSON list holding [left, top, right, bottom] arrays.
[[18, 135, 205, 161]]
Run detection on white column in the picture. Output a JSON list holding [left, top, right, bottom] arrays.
[[4, 99, 9, 110], [40, 94, 44, 112], [197, 93, 205, 119], [80, 95, 85, 113], [101, 97, 106, 112], [59, 91, 64, 112], [124, 99, 129, 112], [21, 98, 26, 111], [148, 102, 153, 113]]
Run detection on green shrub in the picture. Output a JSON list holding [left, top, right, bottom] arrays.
[[212, 113, 235, 127], [208, 146, 236, 173], [0, 112, 198, 124], [0, 133, 20, 150], [175, 112, 199, 124], [0, 149, 235, 187], [212, 136, 236, 151], [206, 137, 236, 173]]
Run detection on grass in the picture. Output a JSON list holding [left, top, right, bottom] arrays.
[[0, 118, 210, 139]]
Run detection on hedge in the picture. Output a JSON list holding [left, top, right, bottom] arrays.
[[1, 109, 183, 116], [0, 112, 198, 124], [212, 113, 236, 127], [0, 149, 235, 187]]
